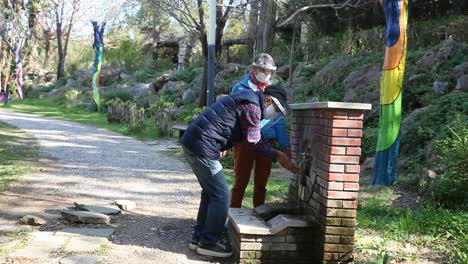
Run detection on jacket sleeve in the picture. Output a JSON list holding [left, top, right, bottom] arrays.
[[274, 118, 290, 150], [231, 82, 245, 94]]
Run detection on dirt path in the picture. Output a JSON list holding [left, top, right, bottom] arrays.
[[0, 109, 231, 264]]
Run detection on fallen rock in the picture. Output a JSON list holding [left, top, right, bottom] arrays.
[[74, 202, 121, 215], [416, 38, 459, 71], [19, 215, 46, 226], [182, 89, 196, 102], [276, 64, 291, 80], [305, 97, 320, 103], [361, 157, 375, 172], [433, 81, 449, 95], [127, 83, 152, 99], [453, 62, 468, 79], [408, 73, 426, 82], [61, 210, 110, 224], [455, 75, 468, 92], [315, 56, 355, 87], [400, 105, 433, 138], [114, 200, 136, 211], [343, 63, 381, 118]]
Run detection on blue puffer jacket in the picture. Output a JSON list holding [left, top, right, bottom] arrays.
[[181, 89, 264, 160], [231, 76, 290, 150]]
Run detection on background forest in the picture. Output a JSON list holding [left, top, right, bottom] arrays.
[[0, 0, 467, 263]]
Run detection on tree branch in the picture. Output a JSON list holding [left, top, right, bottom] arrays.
[[277, 0, 366, 27]]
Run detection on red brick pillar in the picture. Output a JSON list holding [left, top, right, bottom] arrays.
[[288, 102, 371, 263]]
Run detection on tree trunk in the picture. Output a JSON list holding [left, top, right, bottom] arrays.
[[56, 23, 64, 79], [43, 31, 52, 68], [199, 30, 208, 107], [55, 0, 64, 80], [246, 0, 259, 62], [62, 0, 78, 75], [255, 0, 276, 54]]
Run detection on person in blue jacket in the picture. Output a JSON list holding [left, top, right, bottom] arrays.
[[181, 85, 301, 258], [230, 53, 292, 208]]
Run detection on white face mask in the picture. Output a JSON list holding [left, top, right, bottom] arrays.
[[263, 104, 278, 120], [255, 72, 271, 83]]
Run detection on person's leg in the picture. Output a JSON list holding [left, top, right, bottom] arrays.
[[183, 148, 208, 246], [253, 152, 273, 208], [184, 148, 229, 246], [231, 142, 255, 208]]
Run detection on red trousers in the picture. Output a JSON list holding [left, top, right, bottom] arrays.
[[230, 141, 273, 208]]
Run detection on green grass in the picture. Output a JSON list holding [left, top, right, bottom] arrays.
[[225, 171, 289, 209], [3, 98, 159, 140], [356, 188, 468, 264], [0, 122, 39, 192]]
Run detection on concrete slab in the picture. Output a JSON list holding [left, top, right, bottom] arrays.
[[9, 232, 66, 258], [0, 224, 33, 234], [59, 255, 103, 264], [0, 240, 18, 250], [65, 236, 108, 252], [58, 228, 114, 238]]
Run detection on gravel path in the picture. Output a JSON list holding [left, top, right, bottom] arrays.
[[0, 109, 231, 264]]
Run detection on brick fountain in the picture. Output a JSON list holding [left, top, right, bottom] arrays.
[[228, 101, 372, 264]]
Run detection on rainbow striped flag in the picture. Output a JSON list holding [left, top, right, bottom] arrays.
[[372, 0, 408, 186]]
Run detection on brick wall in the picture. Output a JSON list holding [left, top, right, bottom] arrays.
[[288, 104, 369, 263], [229, 222, 318, 264]]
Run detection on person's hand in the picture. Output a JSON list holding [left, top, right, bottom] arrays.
[[282, 147, 293, 160], [276, 152, 303, 174], [220, 150, 228, 158]]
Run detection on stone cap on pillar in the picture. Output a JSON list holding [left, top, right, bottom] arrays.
[[290, 101, 372, 111]]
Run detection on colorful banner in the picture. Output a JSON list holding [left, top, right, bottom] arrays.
[[372, 0, 408, 186], [91, 21, 106, 111], [15, 47, 24, 100]]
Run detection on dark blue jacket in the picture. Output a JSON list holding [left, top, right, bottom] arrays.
[[231, 75, 290, 150], [181, 89, 264, 159]]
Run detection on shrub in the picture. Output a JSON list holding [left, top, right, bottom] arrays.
[[149, 99, 176, 137], [101, 89, 134, 105], [64, 89, 80, 108], [171, 67, 202, 83], [106, 98, 145, 130], [183, 106, 206, 124], [431, 120, 468, 209]]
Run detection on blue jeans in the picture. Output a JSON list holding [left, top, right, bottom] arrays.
[[183, 147, 230, 246]]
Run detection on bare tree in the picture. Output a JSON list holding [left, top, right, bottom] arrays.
[[246, 0, 258, 61], [52, 0, 79, 79], [255, 0, 276, 54], [148, 0, 239, 106]]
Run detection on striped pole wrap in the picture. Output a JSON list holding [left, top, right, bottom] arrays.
[[372, 0, 408, 186], [91, 21, 106, 111], [15, 47, 24, 100]]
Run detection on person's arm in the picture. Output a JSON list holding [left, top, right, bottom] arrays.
[[239, 103, 278, 160]]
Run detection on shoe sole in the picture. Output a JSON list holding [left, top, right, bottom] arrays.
[[196, 247, 232, 258], [189, 243, 198, 251]]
